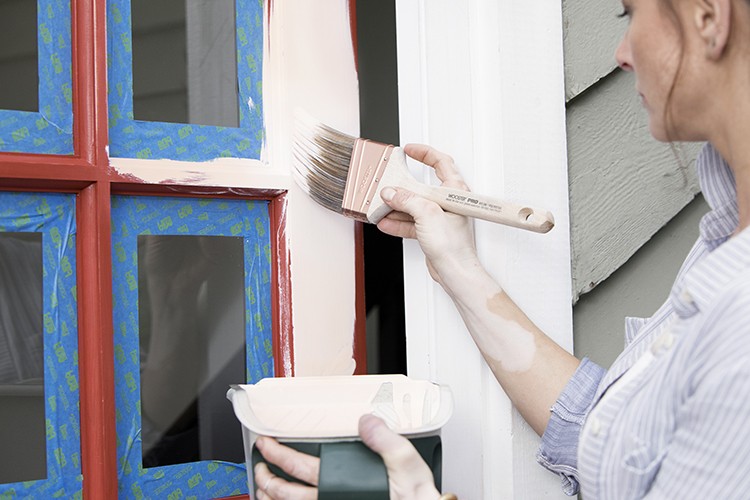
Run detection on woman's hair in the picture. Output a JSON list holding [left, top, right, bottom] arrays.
[[657, 0, 686, 142], [657, 0, 692, 184]]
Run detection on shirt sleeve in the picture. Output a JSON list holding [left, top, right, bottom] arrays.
[[536, 357, 606, 496]]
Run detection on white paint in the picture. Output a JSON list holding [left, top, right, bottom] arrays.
[[481, 319, 536, 374], [396, 0, 572, 498], [110, 0, 361, 377]]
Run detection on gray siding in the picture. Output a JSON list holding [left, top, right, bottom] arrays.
[[563, 0, 702, 302], [562, 0, 621, 101], [562, 0, 710, 367]]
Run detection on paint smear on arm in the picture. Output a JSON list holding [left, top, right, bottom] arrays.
[[481, 292, 537, 373]]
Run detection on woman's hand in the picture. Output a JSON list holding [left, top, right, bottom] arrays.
[[253, 414, 441, 500], [253, 438, 318, 499], [377, 144, 479, 288]]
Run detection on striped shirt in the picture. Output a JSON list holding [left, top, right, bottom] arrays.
[[537, 143, 750, 498]]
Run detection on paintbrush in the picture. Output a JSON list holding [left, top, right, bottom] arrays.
[[292, 113, 555, 233]]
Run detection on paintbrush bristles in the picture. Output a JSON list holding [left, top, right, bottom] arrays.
[[293, 114, 358, 214], [293, 113, 556, 233]]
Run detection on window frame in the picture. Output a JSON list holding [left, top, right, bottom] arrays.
[[0, 1, 365, 498]]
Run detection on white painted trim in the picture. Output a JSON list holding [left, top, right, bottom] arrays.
[[396, 0, 572, 497]]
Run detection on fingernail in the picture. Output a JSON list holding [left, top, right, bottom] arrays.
[[255, 437, 265, 451], [381, 187, 396, 202]]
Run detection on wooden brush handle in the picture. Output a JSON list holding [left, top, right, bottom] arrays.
[[415, 184, 554, 233], [367, 147, 554, 233]]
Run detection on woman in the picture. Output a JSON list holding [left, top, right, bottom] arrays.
[[255, 0, 750, 497]]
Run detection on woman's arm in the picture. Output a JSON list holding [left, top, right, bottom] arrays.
[[377, 144, 580, 436]]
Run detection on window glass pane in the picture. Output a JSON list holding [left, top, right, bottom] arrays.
[[108, 0, 263, 161], [0, 0, 38, 112], [112, 195, 272, 497], [138, 234, 246, 467], [0, 193, 80, 498], [0, 0, 73, 155], [0, 232, 46, 483], [131, 0, 239, 127]]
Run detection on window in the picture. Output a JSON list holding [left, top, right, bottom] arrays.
[[107, 0, 263, 161], [112, 195, 272, 498], [0, 192, 81, 497], [0, 0, 272, 497], [0, 0, 73, 155], [0, 2, 362, 498]]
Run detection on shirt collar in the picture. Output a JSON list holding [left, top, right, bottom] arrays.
[[670, 143, 744, 316], [695, 143, 739, 250], [677, 226, 750, 315]]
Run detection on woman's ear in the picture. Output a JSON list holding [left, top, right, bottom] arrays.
[[695, 0, 732, 59]]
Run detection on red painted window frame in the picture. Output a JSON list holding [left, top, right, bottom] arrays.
[[0, 1, 363, 498], [0, 0, 366, 497]]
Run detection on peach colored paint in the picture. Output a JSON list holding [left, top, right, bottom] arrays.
[[484, 292, 536, 372], [229, 375, 453, 439]]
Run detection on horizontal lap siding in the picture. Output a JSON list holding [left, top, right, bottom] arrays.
[[562, 0, 701, 301]]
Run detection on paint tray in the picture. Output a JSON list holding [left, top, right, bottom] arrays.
[[227, 374, 453, 499]]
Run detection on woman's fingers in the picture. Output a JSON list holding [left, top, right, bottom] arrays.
[[358, 414, 441, 500], [254, 462, 317, 500], [358, 415, 432, 476], [377, 213, 417, 240], [253, 437, 320, 500], [403, 143, 469, 190], [380, 187, 444, 222], [381, 209, 414, 223], [255, 437, 320, 486], [377, 187, 448, 243], [378, 143, 471, 242], [377, 149, 478, 289]]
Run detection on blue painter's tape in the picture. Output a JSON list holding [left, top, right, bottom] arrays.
[[0, 192, 81, 498], [0, 0, 73, 155], [111, 195, 273, 499], [107, 0, 264, 161]]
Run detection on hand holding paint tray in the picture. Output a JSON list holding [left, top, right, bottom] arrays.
[[227, 375, 453, 498], [293, 111, 555, 233]]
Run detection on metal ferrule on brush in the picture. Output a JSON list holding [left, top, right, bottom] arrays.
[[342, 139, 394, 222]]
